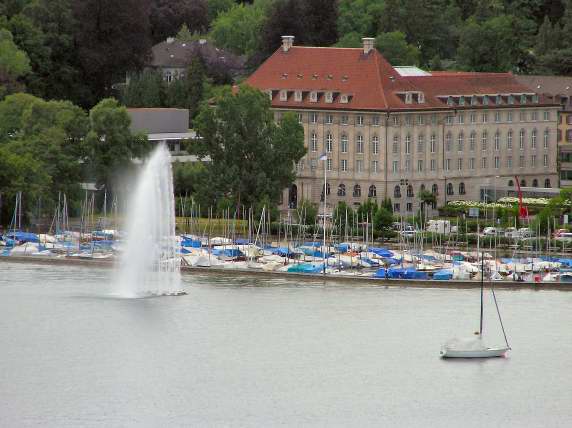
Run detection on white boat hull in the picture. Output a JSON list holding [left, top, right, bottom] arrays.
[[440, 347, 509, 358]]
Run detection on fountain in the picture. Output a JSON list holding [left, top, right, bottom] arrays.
[[113, 144, 184, 298]]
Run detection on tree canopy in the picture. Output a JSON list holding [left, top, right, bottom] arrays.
[[191, 85, 306, 211]]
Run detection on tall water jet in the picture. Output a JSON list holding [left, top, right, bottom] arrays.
[[114, 144, 183, 297]]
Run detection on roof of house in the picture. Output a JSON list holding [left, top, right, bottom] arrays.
[[515, 75, 572, 111], [245, 46, 556, 112], [150, 38, 246, 75]]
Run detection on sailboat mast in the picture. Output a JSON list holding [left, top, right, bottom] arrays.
[[478, 223, 484, 336]]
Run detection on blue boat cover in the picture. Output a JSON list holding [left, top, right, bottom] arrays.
[[433, 269, 453, 280], [287, 263, 324, 273], [4, 231, 39, 243], [373, 268, 388, 278], [368, 247, 394, 258]]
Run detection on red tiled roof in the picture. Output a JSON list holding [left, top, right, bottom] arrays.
[[245, 46, 556, 111]]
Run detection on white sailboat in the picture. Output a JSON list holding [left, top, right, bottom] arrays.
[[441, 227, 511, 359]]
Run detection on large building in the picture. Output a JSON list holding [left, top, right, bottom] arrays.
[[246, 36, 560, 214], [515, 75, 572, 186]]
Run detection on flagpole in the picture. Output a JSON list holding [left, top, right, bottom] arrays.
[[323, 155, 327, 276]]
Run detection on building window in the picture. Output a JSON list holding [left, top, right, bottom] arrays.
[[405, 134, 411, 154], [544, 129, 549, 148], [519, 155, 525, 168], [430, 134, 436, 153], [470, 112, 476, 124], [394, 203, 401, 212], [481, 130, 488, 151], [507, 111, 513, 122], [495, 111, 501, 123], [327, 158, 332, 171], [341, 134, 348, 153], [326, 114, 333, 124], [544, 111, 550, 121], [341, 159, 348, 172], [519, 129, 525, 150], [447, 183, 454, 195], [405, 115, 412, 126], [481, 157, 487, 169], [431, 114, 437, 125], [368, 185, 377, 197], [372, 115, 380, 126], [458, 113, 464, 124], [279, 90, 288, 101], [495, 156, 500, 169], [469, 131, 476, 151], [545, 178, 551, 188], [469, 158, 475, 170], [341, 115, 348, 125], [297, 113, 303, 123], [445, 158, 451, 171], [311, 132, 318, 152], [458, 158, 463, 171], [357, 115, 364, 126], [521, 179, 527, 187], [417, 115, 424, 125], [459, 182, 466, 195], [310, 91, 318, 102], [372, 160, 379, 173], [310, 159, 317, 169], [405, 159, 411, 172], [507, 130, 513, 149], [406, 202, 413, 212], [407, 185, 414, 198], [531, 129, 537, 149], [393, 116, 399, 126], [325, 92, 333, 103], [494, 131, 500, 151], [417, 160, 423, 172], [544, 154, 548, 167], [417, 134, 424, 153], [457, 132, 464, 152], [338, 184, 346, 196], [353, 184, 361, 197], [356, 134, 364, 153], [520, 111, 526, 121], [532, 111, 538, 121], [446, 115, 454, 125], [430, 159, 436, 171], [372, 135, 379, 154], [393, 135, 399, 154], [508, 179, 514, 187], [294, 90, 302, 102], [507, 156, 512, 168], [531, 155, 536, 167], [326, 132, 333, 152], [446, 132, 452, 151], [432, 184, 438, 195], [356, 160, 363, 172], [482, 113, 488, 123], [311, 112, 318, 123], [392, 160, 398, 173]]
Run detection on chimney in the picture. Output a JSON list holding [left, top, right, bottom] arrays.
[[362, 37, 375, 55], [282, 35, 294, 52]]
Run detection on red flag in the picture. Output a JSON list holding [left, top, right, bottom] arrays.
[[514, 176, 528, 219]]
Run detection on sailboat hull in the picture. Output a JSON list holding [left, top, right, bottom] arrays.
[[440, 347, 509, 358]]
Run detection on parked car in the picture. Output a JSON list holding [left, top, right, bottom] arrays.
[[483, 227, 499, 236], [504, 227, 519, 239], [518, 227, 535, 238]]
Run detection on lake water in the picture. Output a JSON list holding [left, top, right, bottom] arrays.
[[1, 261, 571, 427]]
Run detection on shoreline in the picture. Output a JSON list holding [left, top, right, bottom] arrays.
[[2, 255, 572, 291]]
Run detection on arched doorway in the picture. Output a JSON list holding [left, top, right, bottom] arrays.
[[288, 184, 298, 209]]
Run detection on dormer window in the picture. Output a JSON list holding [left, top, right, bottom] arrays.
[[496, 95, 502, 105], [294, 90, 302, 102], [532, 94, 539, 103], [471, 95, 478, 106], [447, 96, 454, 106], [340, 94, 349, 104], [508, 95, 515, 104], [418, 92, 425, 103], [279, 90, 288, 101], [483, 95, 489, 106], [405, 93, 413, 104], [459, 96, 465, 106], [266, 90, 273, 101], [310, 91, 318, 102], [520, 94, 527, 104], [325, 92, 333, 103]]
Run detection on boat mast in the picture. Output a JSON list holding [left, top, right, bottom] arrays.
[[478, 223, 484, 336]]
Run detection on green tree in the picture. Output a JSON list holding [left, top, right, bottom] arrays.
[[456, 15, 534, 72], [209, 2, 265, 56], [534, 15, 558, 55], [375, 31, 420, 66], [356, 198, 379, 222], [207, 0, 234, 23], [0, 28, 31, 98], [84, 98, 151, 192], [172, 161, 207, 196], [334, 32, 362, 48], [418, 189, 436, 220], [297, 199, 318, 225], [122, 70, 166, 107], [150, 0, 209, 44], [191, 85, 306, 212], [373, 207, 394, 240], [337, 0, 385, 37]]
